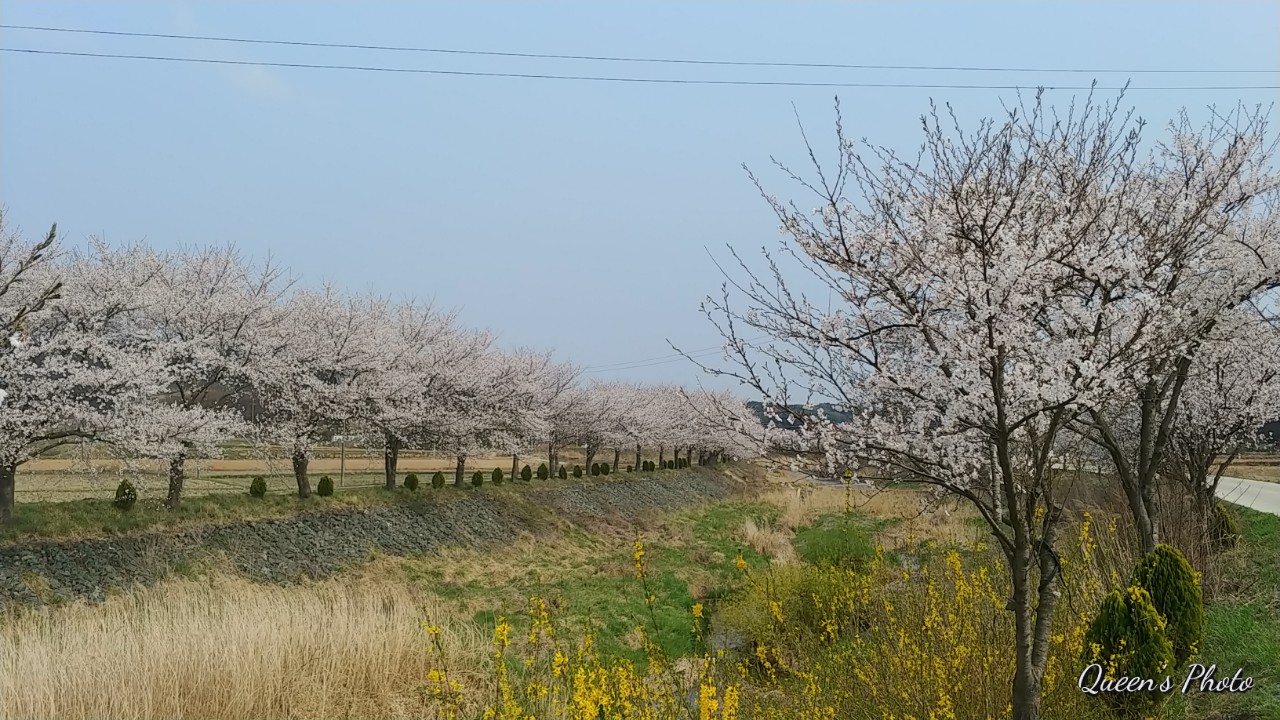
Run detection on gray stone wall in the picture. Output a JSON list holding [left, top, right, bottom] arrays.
[[0, 470, 734, 608]]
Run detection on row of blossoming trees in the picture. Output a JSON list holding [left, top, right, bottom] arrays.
[[0, 218, 761, 524], [700, 95, 1280, 720]]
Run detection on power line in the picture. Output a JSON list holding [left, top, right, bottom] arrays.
[[2, 48, 1277, 91], [2, 23, 1274, 75]]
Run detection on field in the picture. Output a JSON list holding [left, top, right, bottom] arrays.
[[13, 443, 629, 503], [1216, 453, 1280, 483]]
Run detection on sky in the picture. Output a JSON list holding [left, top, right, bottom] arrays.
[[2, 1, 1278, 392]]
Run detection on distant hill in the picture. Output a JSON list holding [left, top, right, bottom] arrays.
[[745, 401, 853, 430]]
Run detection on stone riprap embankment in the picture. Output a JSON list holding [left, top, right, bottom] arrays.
[[0, 469, 736, 608]]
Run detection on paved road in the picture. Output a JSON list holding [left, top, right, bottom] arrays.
[[1215, 476, 1280, 517]]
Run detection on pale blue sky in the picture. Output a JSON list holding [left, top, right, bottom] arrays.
[[2, 1, 1277, 390]]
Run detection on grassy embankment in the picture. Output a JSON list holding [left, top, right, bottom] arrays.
[[1, 465, 1275, 720]]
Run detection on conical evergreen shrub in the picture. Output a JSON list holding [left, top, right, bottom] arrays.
[[1132, 544, 1204, 667], [1081, 586, 1175, 718]]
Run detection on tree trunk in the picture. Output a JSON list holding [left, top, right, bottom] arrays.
[[635, 444, 642, 470], [0, 462, 16, 526], [511, 453, 519, 480], [166, 451, 187, 510], [455, 454, 466, 486], [674, 447, 681, 465], [383, 436, 400, 491], [658, 446, 665, 468], [612, 447, 620, 471], [548, 442, 557, 478], [584, 444, 597, 472], [292, 441, 311, 499]]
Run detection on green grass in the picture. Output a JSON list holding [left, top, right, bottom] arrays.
[[1177, 507, 1280, 719], [398, 499, 779, 665], [792, 513, 881, 569]]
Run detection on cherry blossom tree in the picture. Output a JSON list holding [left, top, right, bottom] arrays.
[[698, 92, 1177, 720], [251, 286, 385, 498], [0, 236, 169, 524], [1162, 308, 1280, 516], [1068, 106, 1280, 552], [119, 245, 291, 509], [351, 302, 483, 489], [490, 351, 577, 480]]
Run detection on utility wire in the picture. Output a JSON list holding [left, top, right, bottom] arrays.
[[2, 23, 1274, 75], [2, 48, 1277, 91]]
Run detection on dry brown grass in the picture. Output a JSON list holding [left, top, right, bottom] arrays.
[[1215, 461, 1280, 483], [0, 574, 490, 720], [754, 481, 984, 549], [736, 516, 798, 563]]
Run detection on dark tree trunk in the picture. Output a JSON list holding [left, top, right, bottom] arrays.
[[455, 454, 466, 486], [511, 453, 519, 480], [166, 451, 187, 510], [383, 436, 401, 490], [0, 462, 16, 526], [292, 441, 311, 499], [612, 447, 620, 471], [658, 446, 665, 467], [635, 444, 642, 470], [584, 444, 597, 472], [698, 449, 707, 466], [548, 442, 557, 478]]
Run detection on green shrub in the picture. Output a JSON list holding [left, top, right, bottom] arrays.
[[573, 465, 583, 478], [316, 476, 334, 497], [492, 468, 504, 485], [601, 463, 611, 475], [471, 471, 484, 488], [403, 473, 419, 491], [718, 563, 866, 657], [1132, 544, 1204, 668], [1209, 502, 1241, 549], [626, 465, 633, 472], [590, 462, 601, 477], [1081, 586, 1175, 718], [113, 479, 138, 511], [558, 465, 568, 480], [431, 471, 445, 489], [250, 474, 271, 497], [523, 464, 535, 482]]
